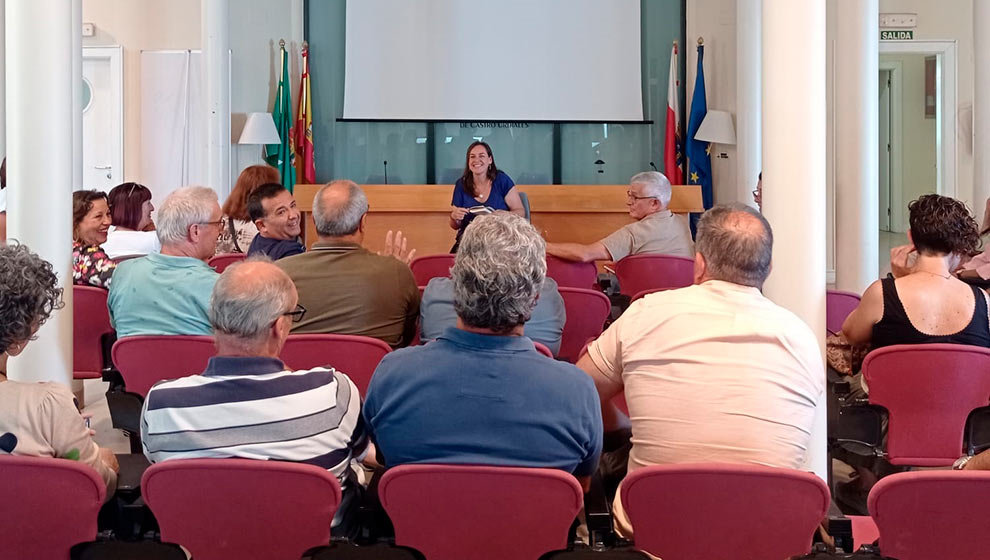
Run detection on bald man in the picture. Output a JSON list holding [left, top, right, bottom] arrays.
[[141, 259, 370, 535], [546, 171, 693, 263], [276, 180, 419, 348], [577, 203, 824, 539]]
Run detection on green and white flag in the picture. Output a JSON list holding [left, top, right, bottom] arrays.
[[265, 42, 296, 192]]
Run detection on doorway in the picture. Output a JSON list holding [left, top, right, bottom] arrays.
[[879, 68, 892, 232], [82, 46, 123, 192]]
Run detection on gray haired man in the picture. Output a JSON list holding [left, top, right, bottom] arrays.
[[276, 180, 419, 348], [364, 212, 603, 490], [141, 259, 369, 535], [546, 171, 694, 262], [108, 186, 222, 337], [577, 203, 824, 539]]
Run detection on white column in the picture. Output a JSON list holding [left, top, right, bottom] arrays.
[[975, 2, 990, 209], [6, 0, 73, 384], [0, 1, 6, 162], [762, 0, 827, 482], [834, 0, 879, 294], [71, 0, 82, 190], [736, 0, 761, 206], [202, 0, 231, 196]]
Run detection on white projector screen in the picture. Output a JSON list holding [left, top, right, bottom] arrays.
[[343, 0, 644, 121]]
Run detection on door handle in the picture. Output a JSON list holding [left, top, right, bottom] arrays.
[[94, 165, 112, 180]]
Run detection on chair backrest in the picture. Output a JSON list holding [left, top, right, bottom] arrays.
[[620, 463, 829, 560], [207, 252, 246, 273], [112, 335, 217, 397], [380, 464, 583, 560], [280, 333, 391, 397], [73, 285, 115, 379], [409, 254, 456, 286], [826, 290, 861, 335], [558, 287, 611, 363], [518, 190, 532, 221], [630, 287, 671, 303], [533, 340, 554, 358], [862, 343, 990, 466], [0, 455, 106, 560], [868, 470, 990, 560], [545, 255, 598, 289], [142, 458, 341, 560], [614, 254, 694, 296]]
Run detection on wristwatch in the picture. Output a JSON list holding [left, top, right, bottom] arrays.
[[952, 455, 973, 470]]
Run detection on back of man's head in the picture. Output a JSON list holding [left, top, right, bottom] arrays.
[[313, 180, 368, 238], [209, 258, 296, 347], [247, 182, 289, 223], [157, 186, 219, 246], [451, 211, 546, 333], [630, 171, 672, 208], [695, 203, 773, 289]]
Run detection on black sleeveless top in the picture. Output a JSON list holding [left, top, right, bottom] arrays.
[[872, 275, 990, 349]]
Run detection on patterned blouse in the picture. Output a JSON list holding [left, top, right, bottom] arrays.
[[72, 241, 116, 289]]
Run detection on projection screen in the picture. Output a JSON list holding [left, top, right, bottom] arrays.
[[342, 0, 644, 121]]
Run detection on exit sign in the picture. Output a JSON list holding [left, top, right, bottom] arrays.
[[881, 30, 914, 40]]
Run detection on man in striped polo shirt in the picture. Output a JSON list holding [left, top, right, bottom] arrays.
[[141, 259, 369, 534]]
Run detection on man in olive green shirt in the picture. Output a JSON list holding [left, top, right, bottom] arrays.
[[277, 180, 419, 349]]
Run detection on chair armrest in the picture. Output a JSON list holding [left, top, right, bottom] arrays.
[[831, 402, 886, 452], [967, 405, 990, 456], [107, 390, 143, 435], [827, 516, 854, 553], [584, 471, 614, 550]]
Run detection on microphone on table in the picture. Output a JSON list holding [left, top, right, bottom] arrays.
[[383, 160, 389, 184], [649, 161, 658, 172], [0, 432, 17, 453]]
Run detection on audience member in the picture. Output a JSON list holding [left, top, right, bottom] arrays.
[[365, 212, 602, 488], [577, 203, 823, 538], [72, 190, 116, 289], [103, 182, 161, 260], [216, 164, 280, 254], [546, 171, 693, 262], [108, 186, 221, 337], [277, 180, 419, 348], [419, 275, 565, 355], [0, 243, 118, 497], [245, 182, 304, 260], [843, 194, 988, 359], [448, 141, 525, 252], [141, 259, 368, 534]]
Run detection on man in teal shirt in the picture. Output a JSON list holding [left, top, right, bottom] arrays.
[[108, 186, 222, 338]]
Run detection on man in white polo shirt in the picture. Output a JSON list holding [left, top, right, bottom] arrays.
[[545, 171, 693, 262], [578, 203, 824, 538]]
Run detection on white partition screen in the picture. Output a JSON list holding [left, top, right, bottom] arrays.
[[343, 0, 644, 121]]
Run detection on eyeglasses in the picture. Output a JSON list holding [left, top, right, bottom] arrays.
[[198, 219, 224, 228], [282, 304, 306, 323], [626, 191, 658, 201]]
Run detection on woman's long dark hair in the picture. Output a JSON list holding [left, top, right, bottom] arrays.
[[459, 141, 499, 198], [108, 182, 152, 230]]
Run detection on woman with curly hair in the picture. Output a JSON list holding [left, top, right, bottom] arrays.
[[0, 243, 118, 496], [844, 193, 989, 350], [216, 165, 280, 254], [72, 189, 116, 289]]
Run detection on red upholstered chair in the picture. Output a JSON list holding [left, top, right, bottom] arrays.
[[546, 255, 598, 290], [280, 333, 391, 397], [826, 289, 861, 335], [142, 458, 341, 560], [207, 252, 246, 273], [111, 335, 216, 397], [0, 455, 106, 560], [558, 287, 611, 363], [73, 285, 115, 380], [868, 470, 990, 560], [409, 254, 456, 286], [620, 463, 829, 560], [861, 344, 990, 466], [533, 340, 554, 358], [380, 464, 583, 560], [614, 254, 694, 297]]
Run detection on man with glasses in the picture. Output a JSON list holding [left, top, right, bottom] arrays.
[[141, 259, 369, 536], [546, 171, 693, 262], [108, 186, 222, 337]]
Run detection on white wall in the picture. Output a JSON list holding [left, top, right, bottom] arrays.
[[82, 0, 302, 194]]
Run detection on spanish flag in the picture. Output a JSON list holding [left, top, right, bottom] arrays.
[[294, 42, 315, 184]]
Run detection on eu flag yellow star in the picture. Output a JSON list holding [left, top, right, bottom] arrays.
[[705, 144, 712, 156], [690, 171, 699, 183]]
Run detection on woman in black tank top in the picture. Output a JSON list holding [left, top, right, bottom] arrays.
[[843, 194, 988, 350]]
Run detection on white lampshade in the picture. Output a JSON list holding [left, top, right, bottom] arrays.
[[694, 110, 737, 145], [238, 112, 281, 145]]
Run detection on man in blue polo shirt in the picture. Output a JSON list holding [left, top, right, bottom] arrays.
[[364, 212, 602, 488]]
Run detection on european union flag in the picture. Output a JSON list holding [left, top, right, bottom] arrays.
[[685, 43, 712, 231]]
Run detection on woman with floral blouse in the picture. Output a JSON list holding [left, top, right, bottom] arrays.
[[72, 190, 115, 289]]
